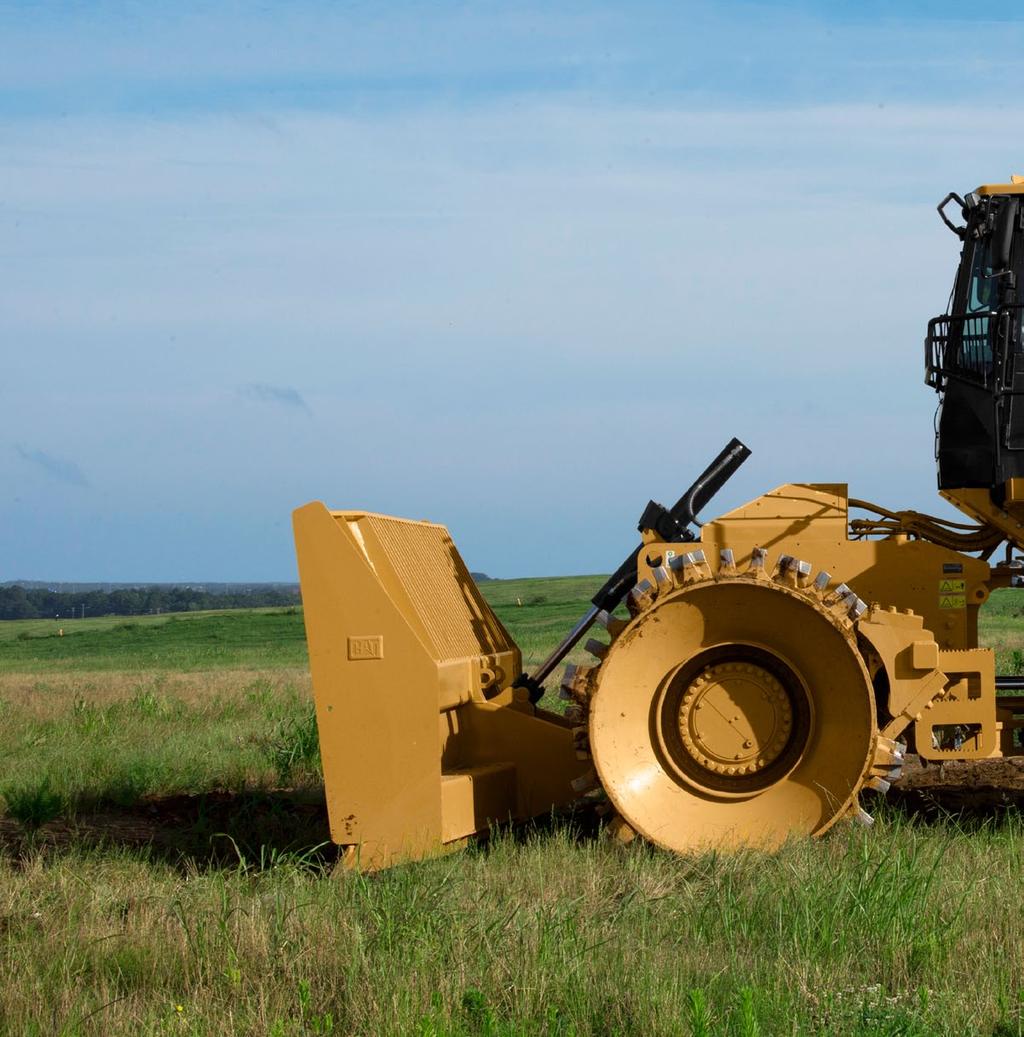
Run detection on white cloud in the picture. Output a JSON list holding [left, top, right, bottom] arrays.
[[2, 97, 1018, 577]]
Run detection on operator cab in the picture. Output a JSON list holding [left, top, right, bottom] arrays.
[[927, 178, 1024, 493]]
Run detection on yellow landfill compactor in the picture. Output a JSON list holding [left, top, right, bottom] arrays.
[[295, 176, 1024, 869]]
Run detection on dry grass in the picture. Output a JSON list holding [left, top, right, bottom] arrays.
[[0, 668, 311, 720]]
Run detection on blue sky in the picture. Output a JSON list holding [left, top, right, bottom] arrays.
[[3, 2, 1024, 581]]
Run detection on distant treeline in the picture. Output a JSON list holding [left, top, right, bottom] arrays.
[[0, 584, 301, 621]]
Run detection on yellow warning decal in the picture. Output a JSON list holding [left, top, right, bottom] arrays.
[[939, 594, 966, 609], [938, 579, 966, 593]]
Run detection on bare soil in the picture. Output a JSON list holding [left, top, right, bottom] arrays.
[[891, 753, 1024, 814], [0, 789, 335, 869]]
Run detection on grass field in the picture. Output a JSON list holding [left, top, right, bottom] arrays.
[[2, 578, 1024, 1034], [0, 608, 309, 671]]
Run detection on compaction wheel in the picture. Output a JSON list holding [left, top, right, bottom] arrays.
[[561, 549, 905, 851]]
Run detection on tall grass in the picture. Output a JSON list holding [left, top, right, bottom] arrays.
[[1, 585, 1024, 1032], [0, 673, 318, 814], [2, 815, 1024, 1034], [265, 704, 321, 785]]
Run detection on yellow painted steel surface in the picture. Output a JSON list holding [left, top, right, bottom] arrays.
[[587, 571, 878, 851], [294, 479, 1017, 864], [940, 485, 1024, 559], [635, 484, 1006, 766], [977, 174, 1024, 195], [293, 502, 588, 869], [658, 483, 993, 653]]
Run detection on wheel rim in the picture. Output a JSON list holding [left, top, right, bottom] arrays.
[[589, 577, 877, 851]]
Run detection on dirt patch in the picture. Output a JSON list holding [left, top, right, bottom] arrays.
[[10, 758, 1019, 867], [891, 754, 1024, 814], [0, 788, 335, 870]]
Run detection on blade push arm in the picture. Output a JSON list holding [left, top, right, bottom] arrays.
[[517, 437, 751, 701]]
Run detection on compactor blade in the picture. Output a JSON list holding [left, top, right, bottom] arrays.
[[293, 503, 587, 869]]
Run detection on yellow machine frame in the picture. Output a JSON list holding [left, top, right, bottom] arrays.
[[293, 503, 588, 870], [294, 480, 1023, 866]]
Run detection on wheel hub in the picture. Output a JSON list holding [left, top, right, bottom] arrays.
[[678, 662, 793, 776]]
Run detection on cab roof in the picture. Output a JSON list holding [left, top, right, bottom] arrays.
[[978, 175, 1024, 195]]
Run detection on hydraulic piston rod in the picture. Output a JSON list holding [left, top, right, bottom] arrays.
[[517, 437, 751, 701]]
